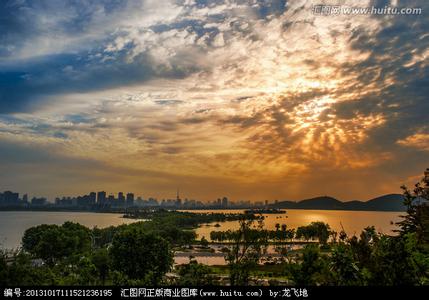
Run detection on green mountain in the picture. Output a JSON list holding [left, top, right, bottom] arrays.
[[271, 194, 406, 211]]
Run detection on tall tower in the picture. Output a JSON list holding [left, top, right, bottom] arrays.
[[176, 188, 182, 207]]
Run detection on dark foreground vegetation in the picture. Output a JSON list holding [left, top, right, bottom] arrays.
[[1, 170, 428, 286]]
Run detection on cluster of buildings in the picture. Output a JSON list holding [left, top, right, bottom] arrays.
[[0, 191, 47, 207], [205, 198, 272, 208], [55, 191, 135, 208], [76, 191, 230, 209], [0, 189, 272, 210]]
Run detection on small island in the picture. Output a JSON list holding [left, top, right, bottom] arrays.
[[244, 208, 287, 214]]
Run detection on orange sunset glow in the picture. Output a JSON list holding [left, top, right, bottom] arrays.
[[0, 0, 428, 202]]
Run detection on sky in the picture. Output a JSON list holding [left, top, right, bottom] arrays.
[[0, 0, 428, 202]]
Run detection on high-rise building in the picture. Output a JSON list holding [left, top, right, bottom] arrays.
[[148, 198, 158, 206], [3, 191, 19, 205], [126, 193, 134, 207], [89, 192, 96, 205], [31, 197, 46, 206], [118, 192, 125, 206], [97, 191, 106, 205], [108, 194, 115, 205], [221, 196, 228, 208]]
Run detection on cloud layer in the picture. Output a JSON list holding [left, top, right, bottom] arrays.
[[1, 0, 428, 201]]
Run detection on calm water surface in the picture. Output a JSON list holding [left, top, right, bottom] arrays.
[[182, 209, 402, 241], [176, 209, 402, 265], [1, 209, 403, 266], [0, 211, 138, 250]]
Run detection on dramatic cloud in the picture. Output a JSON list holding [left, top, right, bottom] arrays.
[[0, 0, 428, 201]]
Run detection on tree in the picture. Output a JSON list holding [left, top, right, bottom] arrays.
[[296, 222, 331, 245], [110, 228, 173, 285], [0, 250, 9, 285], [200, 236, 209, 248], [176, 259, 214, 285], [55, 256, 98, 285], [348, 226, 378, 268], [22, 222, 91, 265], [367, 234, 427, 285], [290, 244, 328, 285], [329, 243, 363, 285], [91, 248, 111, 285], [396, 169, 429, 247], [273, 224, 294, 262], [3, 251, 56, 285], [225, 217, 268, 285]]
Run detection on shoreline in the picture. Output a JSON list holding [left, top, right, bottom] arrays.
[[0, 207, 406, 213]]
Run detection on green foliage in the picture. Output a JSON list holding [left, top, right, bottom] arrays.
[[0, 250, 7, 284], [200, 236, 209, 248], [2, 210, 214, 286], [324, 227, 429, 286], [94, 214, 198, 247], [348, 226, 378, 268], [22, 222, 91, 265], [53, 256, 98, 285], [2, 174, 429, 288], [329, 243, 363, 285], [290, 244, 329, 285], [91, 225, 119, 248], [125, 210, 256, 228], [225, 218, 268, 285], [366, 233, 427, 285], [296, 222, 331, 245], [176, 259, 214, 285], [109, 228, 173, 285], [91, 248, 111, 285], [397, 173, 429, 247], [210, 225, 294, 243], [0, 251, 56, 285]]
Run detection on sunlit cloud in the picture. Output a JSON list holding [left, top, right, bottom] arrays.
[[1, 0, 428, 201], [397, 133, 429, 152]]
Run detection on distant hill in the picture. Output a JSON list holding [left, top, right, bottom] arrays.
[[295, 196, 344, 210], [364, 194, 407, 211], [271, 194, 406, 211]]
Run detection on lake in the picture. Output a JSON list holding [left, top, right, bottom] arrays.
[[175, 209, 403, 265], [0, 211, 138, 250], [181, 209, 403, 241], [0, 209, 403, 265]]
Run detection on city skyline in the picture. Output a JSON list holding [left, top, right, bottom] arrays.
[[0, 186, 408, 204], [1, 181, 419, 211], [0, 187, 247, 209], [1, 1, 428, 201]]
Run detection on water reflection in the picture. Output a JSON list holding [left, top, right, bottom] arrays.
[[181, 209, 402, 241], [175, 209, 401, 265], [0, 211, 138, 250]]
